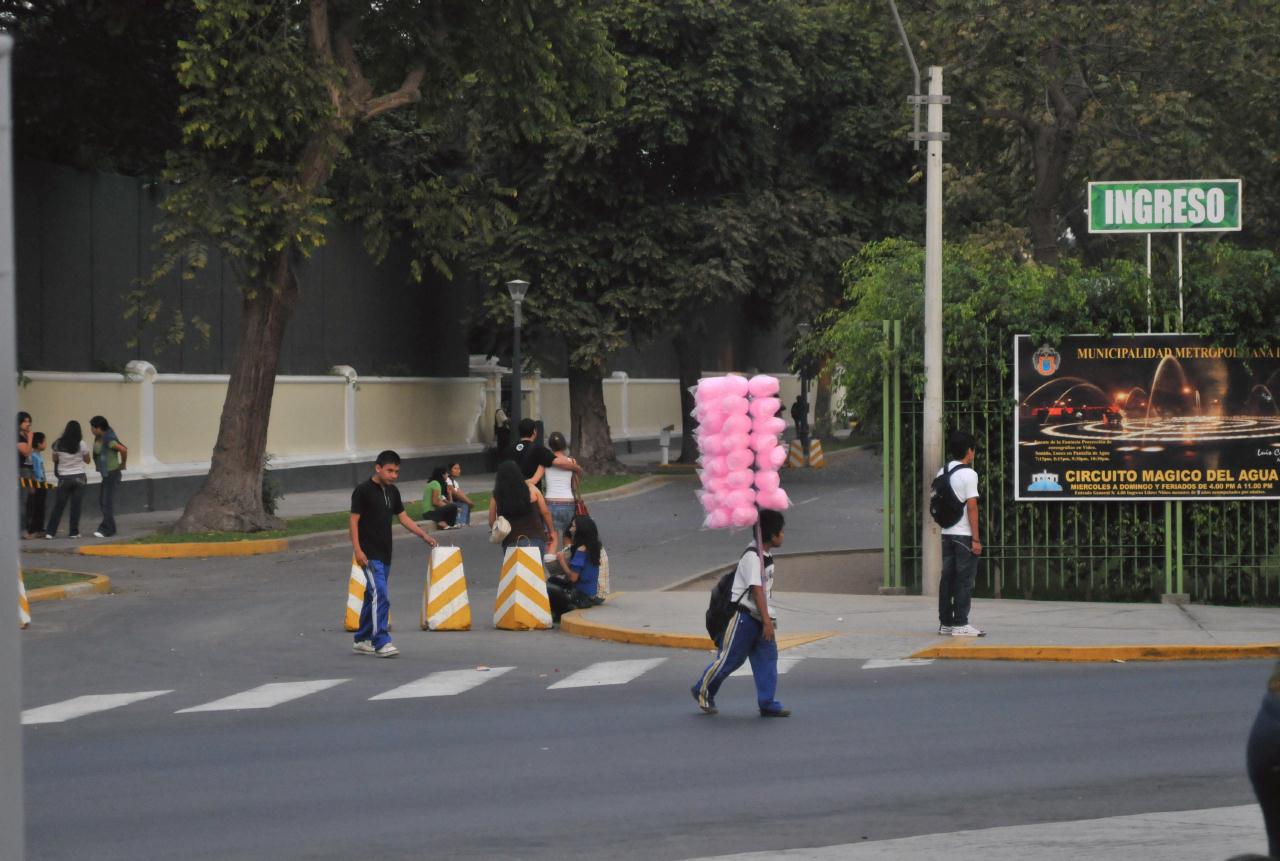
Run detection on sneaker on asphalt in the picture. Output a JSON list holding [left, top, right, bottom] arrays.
[[69, 533, 81, 539], [759, 707, 792, 718], [375, 642, 400, 658], [690, 685, 717, 715], [43, 533, 53, 540], [352, 641, 376, 655], [938, 625, 953, 635], [92, 531, 105, 538], [950, 624, 986, 637]]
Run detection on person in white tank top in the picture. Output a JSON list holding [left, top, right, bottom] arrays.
[[544, 431, 581, 543]]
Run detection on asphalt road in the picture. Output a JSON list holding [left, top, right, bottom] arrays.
[[17, 452, 1273, 859]]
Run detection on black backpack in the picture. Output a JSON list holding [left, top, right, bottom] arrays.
[[704, 547, 769, 642], [929, 463, 969, 528]]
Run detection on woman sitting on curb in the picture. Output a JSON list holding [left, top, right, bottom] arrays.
[[547, 514, 606, 622], [423, 466, 459, 529], [445, 461, 474, 526]]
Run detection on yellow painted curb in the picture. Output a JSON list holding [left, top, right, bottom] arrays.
[[80, 538, 288, 559], [26, 571, 111, 603], [559, 608, 835, 652], [910, 642, 1280, 662]]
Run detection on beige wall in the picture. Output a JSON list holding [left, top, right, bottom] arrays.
[[18, 374, 141, 476], [626, 380, 684, 436], [537, 379, 571, 437], [17, 368, 801, 479], [354, 378, 484, 452]]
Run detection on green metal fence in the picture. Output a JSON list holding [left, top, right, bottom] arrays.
[[880, 321, 1280, 605]]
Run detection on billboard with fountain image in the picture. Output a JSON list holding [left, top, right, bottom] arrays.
[[1015, 335, 1280, 500]]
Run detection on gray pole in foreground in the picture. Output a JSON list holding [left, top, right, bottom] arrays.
[[920, 66, 945, 597], [0, 32, 27, 861]]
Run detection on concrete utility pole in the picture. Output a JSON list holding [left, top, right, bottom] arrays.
[[919, 66, 946, 597], [0, 32, 27, 861]]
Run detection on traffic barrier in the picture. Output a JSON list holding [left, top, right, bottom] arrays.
[[18, 570, 30, 629], [344, 560, 394, 632], [422, 546, 471, 631], [344, 559, 364, 632], [808, 439, 826, 469], [494, 545, 552, 630], [786, 439, 807, 469]]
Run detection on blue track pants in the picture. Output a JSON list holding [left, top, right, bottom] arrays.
[[355, 560, 392, 649], [693, 609, 782, 711]]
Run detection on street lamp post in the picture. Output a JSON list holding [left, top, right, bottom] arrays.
[[506, 280, 530, 452], [796, 323, 812, 450]]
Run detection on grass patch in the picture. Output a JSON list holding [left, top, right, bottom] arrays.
[[129, 473, 646, 545], [23, 569, 94, 590]]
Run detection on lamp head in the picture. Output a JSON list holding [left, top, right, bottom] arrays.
[[506, 279, 530, 303]]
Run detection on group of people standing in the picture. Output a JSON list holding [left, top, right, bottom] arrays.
[[17, 412, 126, 540], [488, 418, 604, 620], [347, 417, 607, 658]]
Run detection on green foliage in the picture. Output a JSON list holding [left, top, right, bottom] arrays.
[[487, 0, 917, 370], [821, 238, 1150, 430], [904, 0, 1280, 260]]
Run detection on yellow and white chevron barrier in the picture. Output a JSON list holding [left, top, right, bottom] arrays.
[[18, 570, 30, 629], [787, 439, 807, 469], [494, 545, 552, 630], [344, 559, 364, 632], [808, 439, 826, 469], [422, 546, 471, 631]]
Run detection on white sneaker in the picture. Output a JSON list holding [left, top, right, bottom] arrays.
[[93, 531, 105, 538], [352, 641, 376, 655], [938, 625, 953, 635], [375, 643, 400, 658], [951, 624, 986, 637]]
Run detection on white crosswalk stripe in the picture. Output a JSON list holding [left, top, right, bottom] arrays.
[[731, 656, 803, 677], [22, 691, 173, 725], [176, 679, 348, 713], [370, 667, 515, 700], [861, 658, 933, 670], [548, 658, 667, 689]]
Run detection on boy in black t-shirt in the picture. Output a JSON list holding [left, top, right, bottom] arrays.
[[350, 450, 437, 657], [512, 418, 555, 487]]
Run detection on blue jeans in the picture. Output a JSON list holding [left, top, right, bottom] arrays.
[[939, 535, 978, 626], [355, 560, 392, 649], [548, 502, 576, 541], [693, 610, 782, 712], [455, 502, 471, 526], [97, 470, 121, 536]]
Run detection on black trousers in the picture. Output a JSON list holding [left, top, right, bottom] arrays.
[[1248, 690, 1280, 858]]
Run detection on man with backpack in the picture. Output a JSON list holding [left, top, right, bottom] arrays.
[[691, 509, 790, 718], [933, 430, 985, 637]]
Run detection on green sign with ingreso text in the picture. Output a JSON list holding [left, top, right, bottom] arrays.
[[1087, 179, 1242, 234]]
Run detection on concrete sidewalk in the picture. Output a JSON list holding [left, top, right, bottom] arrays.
[[23, 449, 669, 554], [561, 590, 1280, 662]]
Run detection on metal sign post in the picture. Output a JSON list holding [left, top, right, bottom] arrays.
[[0, 32, 27, 861]]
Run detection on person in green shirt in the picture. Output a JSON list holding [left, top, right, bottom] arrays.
[[423, 466, 459, 529]]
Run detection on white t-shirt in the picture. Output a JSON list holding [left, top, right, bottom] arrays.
[[52, 441, 90, 478], [544, 464, 575, 501], [937, 460, 979, 536], [730, 545, 775, 621]]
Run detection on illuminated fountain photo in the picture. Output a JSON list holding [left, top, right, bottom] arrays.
[[1021, 355, 1280, 454]]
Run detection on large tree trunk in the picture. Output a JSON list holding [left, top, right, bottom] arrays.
[[674, 330, 701, 463], [813, 364, 833, 438], [568, 363, 625, 474], [174, 259, 297, 532]]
